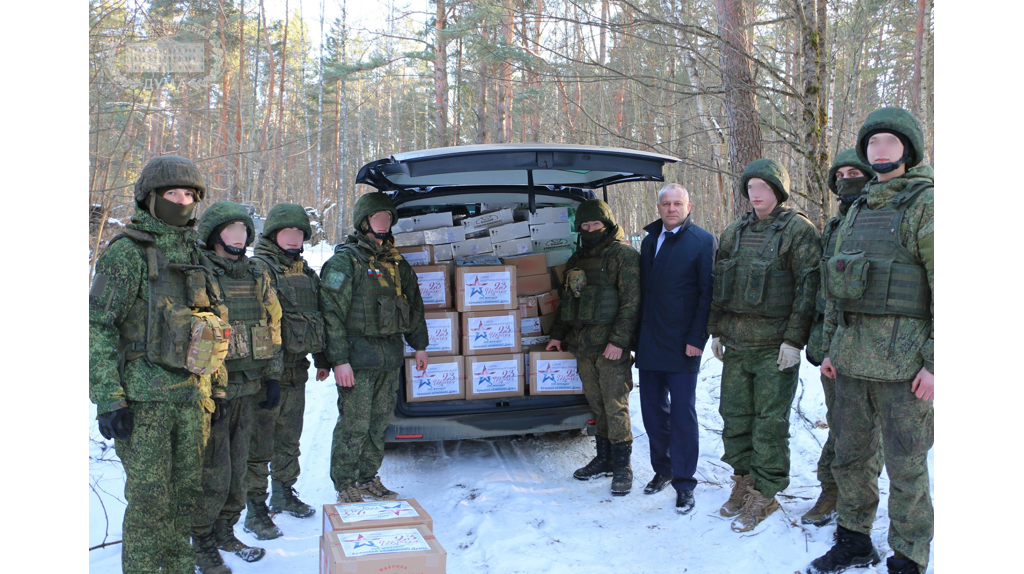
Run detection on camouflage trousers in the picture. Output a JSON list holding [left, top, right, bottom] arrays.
[[816, 374, 838, 490], [832, 373, 933, 571], [719, 346, 799, 499], [247, 380, 307, 500], [193, 391, 255, 535], [575, 352, 633, 444], [114, 400, 204, 574], [330, 368, 400, 491]]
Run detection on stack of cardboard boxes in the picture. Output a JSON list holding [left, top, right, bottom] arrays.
[[320, 499, 445, 574]]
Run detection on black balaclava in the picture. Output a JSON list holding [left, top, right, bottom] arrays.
[[148, 189, 197, 227], [836, 176, 869, 203], [580, 227, 611, 247]]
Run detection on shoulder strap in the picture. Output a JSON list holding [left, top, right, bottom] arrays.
[[108, 229, 160, 281], [892, 180, 933, 208]]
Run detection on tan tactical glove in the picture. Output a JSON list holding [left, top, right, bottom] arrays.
[[712, 337, 725, 361], [777, 342, 801, 371]]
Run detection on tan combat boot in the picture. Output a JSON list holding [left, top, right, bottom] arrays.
[[801, 486, 839, 526], [336, 486, 364, 504], [356, 476, 399, 500], [731, 486, 780, 532], [719, 474, 755, 517]]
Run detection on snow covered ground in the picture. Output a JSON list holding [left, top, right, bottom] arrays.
[[89, 242, 935, 573]]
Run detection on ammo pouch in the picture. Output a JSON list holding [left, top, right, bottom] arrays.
[[576, 284, 618, 324], [184, 311, 230, 375], [559, 293, 579, 322], [281, 311, 326, 354], [377, 295, 412, 336], [743, 259, 772, 305], [825, 249, 870, 300], [250, 321, 274, 360], [226, 320, 251, 360], [183, 267, 213, 308], [712, 259, 737, 303]]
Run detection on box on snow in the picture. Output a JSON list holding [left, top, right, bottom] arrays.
[[405, 355, 464, 402], [397, 245, 432, 266], [529, 351, 584, 395], [413, 265, 451, 310], [403, 311, 459, 357], [461, 310, 522, 356], [455, 265, 517, 312], [320, 523, 445, 574], [528, 206, 570, 225], [323, 499, 433, 534], [464, 353, 525, 400], [488, 221, 531, 243]]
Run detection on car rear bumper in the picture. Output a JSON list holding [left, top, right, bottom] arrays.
[[385, 404, 596, 442]]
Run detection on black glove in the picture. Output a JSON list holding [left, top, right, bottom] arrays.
[[212, 397, 230, 426], [97, 407, 132, 441], [259, 380, 281, 410]]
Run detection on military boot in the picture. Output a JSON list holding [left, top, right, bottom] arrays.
[[337, 486, 364, 504], [609, 442, 633, 496], [801, 485, 839, 526], [193, 530, 232, 574], [885, 553, 920, 574], [214, 518, 265, 562], [356, 476, 399, 500], [269, 479, 316, 518], [573, 436, 613, 481], [719, 474, 755, 517], [730, 487, 780, 532], [242, 498, 283, 540], [805, 525, 881, 574]]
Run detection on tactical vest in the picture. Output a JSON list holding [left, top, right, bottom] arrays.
[[336, 244, 413, 337], [824, 182, 932, 320], [712, 209, 803, 318], [253, 255, 326, 356], [560, 249, 619, 325], [815, 216, 843, 315], [213, 262, 274, 379]]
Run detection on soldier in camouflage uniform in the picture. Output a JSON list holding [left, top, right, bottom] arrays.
[[707, 159, 821, 533], [245, 204, 324, 539], [318, 193, 430, 503], [802, 150, 879, 528], [807, 108, 934, 574], [89, 155, 229, 574], [193, 202, 284, 573], [547, 199, 641, 496]]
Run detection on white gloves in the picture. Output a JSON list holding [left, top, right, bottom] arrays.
[[712, 337, 725, 361], [777, 342, 802, 371]]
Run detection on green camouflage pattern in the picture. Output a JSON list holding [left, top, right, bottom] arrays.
[[856, 107, 926, 169], [739, 158, 791, 202], [247, 382, 306, 500], [262, 203, 312, 240], [330, 368, 401, 491], [573, 199, 616, 231], [823, 166, 934, 379], [548, 225, 641, 354], [318, 233, 429, 369], [193, 394, 255, 534], [575, 352, 634, 444], [197, 201, 256, 248], [827, 148, 876, 194], [718, 346, 799, 499], [352, 192, 398, 232], [832, 373, 933, 571], [707, 206, 821, 350], [114, 400, 204, 574], [134, 155, 207, 204], [816, 373, 838, 490]]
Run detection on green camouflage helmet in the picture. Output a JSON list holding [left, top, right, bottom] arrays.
[[262, 203, 312, 240], [856, 106, 925, 168], [134, 155, 206, 205], [827, 148, 876, 194], [352, 192, 397, 232], [740, 158, 790, 203], [197, 201, 256, 247], [574, 199, 616, 232]]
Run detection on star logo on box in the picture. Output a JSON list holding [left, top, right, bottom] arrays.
[[467, 275, 489, 299], [343, 533, 378, 550], [469, 320, 492, 342], [538, 362, 559, 384], [412, 370, 438, 389], [380, 503, 410, 516], [473, 364, 495, 386]]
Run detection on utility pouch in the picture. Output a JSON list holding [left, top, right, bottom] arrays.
[[743, 260, 772, 305], [185, 311, 230, 375], [251, 321, 274, 360], [226, 320, 251, 359], [826, 249, 870, 300], [712, 259, 737, 303]]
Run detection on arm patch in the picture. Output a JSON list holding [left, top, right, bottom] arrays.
[[321, 270, 346, 292]]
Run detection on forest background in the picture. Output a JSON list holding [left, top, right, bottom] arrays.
[[88, 0, 934, 273]]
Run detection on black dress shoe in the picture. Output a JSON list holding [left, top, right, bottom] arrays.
[[675, 490, 695, 515], [644, 473, 673, 495]]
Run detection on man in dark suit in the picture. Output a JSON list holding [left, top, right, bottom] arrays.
[[635, 183, 716, 515]]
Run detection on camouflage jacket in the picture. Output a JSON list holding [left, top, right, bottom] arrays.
[[202, 250, 284, 398], [318, 233, 429, 371], [824, 165, 934, 381], [89, 209, 228, 415], [548, 224, 641, 356], [806, 203, 852, 366], [707, 206, 822, 350]]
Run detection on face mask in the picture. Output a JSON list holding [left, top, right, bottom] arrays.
[[580, 228, 608, 247], [836, 176, 869, 200], [149, 192, 196, 227]]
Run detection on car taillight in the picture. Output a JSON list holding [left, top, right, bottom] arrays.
[[587, 420, 596, 425], [395, 434, 423, 439]]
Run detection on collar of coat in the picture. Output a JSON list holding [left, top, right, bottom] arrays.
[[644, 213, 693, 237]]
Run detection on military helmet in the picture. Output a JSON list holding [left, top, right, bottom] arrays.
[[574, 199, 616, 232], [740, 158, 790, 203], [134, 155, 206, 206], [352, 192, 397, 233], [827, 148, 876, 194], [262, 203, 312, 240], [856, 107, 925, 168], [197, 201, 256, 248]]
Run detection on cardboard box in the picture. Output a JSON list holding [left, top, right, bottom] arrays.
[[454, 255, 503, 267], [393, 231, 427, 247], [533, 237, 576, 253], [392, 217, 417, 234], [488, 221, 531, 243], [481, 201, 520, 214], [517, 273, 553, 297], [320, 524, 446, 574], [502, 253, 548, 278], [529, 351, 584, 395], [464, 353, 525, 400], [521, 335, 550, 347], [452, 236, 493, 257], [530, 222, 574, 240], [323, 499, 433, 534], [434, 243, 454, 261], [492, 238, 534, 257], [405, 356, 464, 402], [528, 206, 570, 225], [413, 265, 452, 310], [461, 208, 514, 232], [539, 312, 556, 334], [521, 316, 542, 336], [462, 310, 522, 356], [544, 248, 574, 267], [423, 225, 467, 245], [404, 311, 459, 357], [517, 296, 539, 318], [397, 245, 432, 266], [551, 263, 567, 285], [412, 212, 454, 230], [536, 290, 562, 315], [455, 265, 517, 312]]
